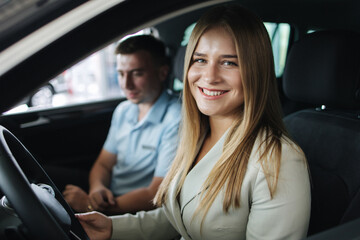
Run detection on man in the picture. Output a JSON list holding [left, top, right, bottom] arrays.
[[63, 35, 181, 215]]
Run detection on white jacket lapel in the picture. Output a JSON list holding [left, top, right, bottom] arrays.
[[163, 172, 192, 240], [180, 132, 227, 211], [164, 130, 228, 239]]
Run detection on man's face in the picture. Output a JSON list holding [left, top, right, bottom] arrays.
[[117, 50, 165, 105]]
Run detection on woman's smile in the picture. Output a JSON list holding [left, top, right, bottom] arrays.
[[198, 87, 229, 98]]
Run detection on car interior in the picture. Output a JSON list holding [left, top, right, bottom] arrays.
[[0, 0, 359, 239]]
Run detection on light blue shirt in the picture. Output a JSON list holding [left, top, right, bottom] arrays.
[[103, 90, 181, 196]]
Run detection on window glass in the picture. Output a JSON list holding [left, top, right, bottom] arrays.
[[56, 43, 122, 106], [264, 22, 290, 77], [5, 28, 158, 114], [5, 43, 122, 115]]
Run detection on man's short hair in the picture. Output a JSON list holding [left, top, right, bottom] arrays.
[[116, 35, 168, 66]]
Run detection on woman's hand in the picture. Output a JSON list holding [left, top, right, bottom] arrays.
[[76, 211, 112, 240]]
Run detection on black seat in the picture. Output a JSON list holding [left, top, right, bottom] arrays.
[[282, 30, 360, 236]]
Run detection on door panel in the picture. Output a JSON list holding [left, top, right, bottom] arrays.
[[0, 98, 124, 191]]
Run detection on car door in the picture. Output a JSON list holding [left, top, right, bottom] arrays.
[[0, 96, 123, 191]]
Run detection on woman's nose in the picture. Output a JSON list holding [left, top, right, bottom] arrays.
[[203, 63, 219, 84]]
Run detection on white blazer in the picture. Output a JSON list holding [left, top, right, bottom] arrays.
[[111, 132, 311, 240]]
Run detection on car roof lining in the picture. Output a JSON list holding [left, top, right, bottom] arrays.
[[0, 0, 87, 50]]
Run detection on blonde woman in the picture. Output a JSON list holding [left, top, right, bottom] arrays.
[[76, 4, 311, 240]]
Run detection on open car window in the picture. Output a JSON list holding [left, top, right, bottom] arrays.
[[4, 43, 123, 114], [4, 28, 159, 115]]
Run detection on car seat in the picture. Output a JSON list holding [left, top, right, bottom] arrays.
[[282, 30, 360, 236]]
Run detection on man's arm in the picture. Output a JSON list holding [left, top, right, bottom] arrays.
[[88, 148, 117, 209], [103, 176, 163, 215], [89, 148, 117, 188]]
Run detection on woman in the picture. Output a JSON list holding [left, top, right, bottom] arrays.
[[76, 4, 311, 240]]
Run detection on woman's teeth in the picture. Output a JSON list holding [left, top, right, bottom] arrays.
[[202, 88, 225, 96]]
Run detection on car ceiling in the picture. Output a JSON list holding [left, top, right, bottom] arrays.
[[0, 0, 359, 113], [0, 0, 87, 51]]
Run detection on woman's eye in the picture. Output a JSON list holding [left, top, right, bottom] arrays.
[[193, 58, 206, 64], [223, 61, 238, 66]]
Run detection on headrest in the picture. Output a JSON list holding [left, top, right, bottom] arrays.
[[283, 30, 360, 109]]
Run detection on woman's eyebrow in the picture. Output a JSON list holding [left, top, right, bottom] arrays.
[[222, 54, 238, 58], [193, 52, 206, 57], [193, 52, 237, 58]]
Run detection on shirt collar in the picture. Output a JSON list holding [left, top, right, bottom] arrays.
[[125, 90, 169, 125], [143, 90, 169, 124], [125, 103, 138, 125]]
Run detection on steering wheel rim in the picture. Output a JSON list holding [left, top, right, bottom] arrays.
[[0, 125, 89, 240]]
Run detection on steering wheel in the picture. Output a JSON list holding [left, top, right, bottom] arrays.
[[0, 125, 89, 240]]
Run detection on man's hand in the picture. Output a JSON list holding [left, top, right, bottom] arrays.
[[89, 186, 116, 211], [63, 184, 90, 212]]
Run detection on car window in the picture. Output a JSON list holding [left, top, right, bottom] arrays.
[[264, 22, 290, 77], [4, 28, 160, 115], [4, 43, 123, 115]]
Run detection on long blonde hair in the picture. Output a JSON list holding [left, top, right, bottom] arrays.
[[155, 4, 289, 220]]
